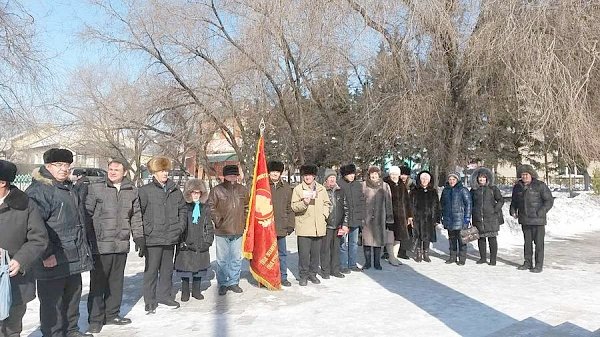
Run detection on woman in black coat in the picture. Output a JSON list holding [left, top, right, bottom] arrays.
[[174, 179, 214, 301], [470, 167, 504, 265], [409, 171, 440, 262]]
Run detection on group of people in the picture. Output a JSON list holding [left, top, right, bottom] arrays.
[[0, 148, 554, 337]]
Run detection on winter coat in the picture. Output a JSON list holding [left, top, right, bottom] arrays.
[[0, 186, 48, 305], [510, 178, 553, 226], [85, 177, 143, 254], [325, 185, 348, 230], [25, 167, 94, 280], [404, 178, 416, 194], [361, 179, 394, 247], [441, 181, 472, 231], [384, 176, 413, 242], [338, 178, 366, 228], [208, 181, 249, 236], [291, 181, 331, 237], [139, 178, 187, 246], [410, 183, 440, 243], [174, 202, 214, 272], [270, 180, 295, 237], [470, 167, 504, 236]]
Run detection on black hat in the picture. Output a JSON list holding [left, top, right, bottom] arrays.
[[517, 164, 539, 179], [339, 164, 356, 177], [43, 148, 73, 164], [400, 166, 411, 176], [223, 165, 240, 176], [267, 161, 284, 173], [0, 159, 17, 183], [299, 164, 318, 176]]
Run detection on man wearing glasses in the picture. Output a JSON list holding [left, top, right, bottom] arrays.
[[26, 148, 94, 337]]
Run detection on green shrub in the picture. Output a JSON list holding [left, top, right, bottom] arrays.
[[593, 169, 600, 195]]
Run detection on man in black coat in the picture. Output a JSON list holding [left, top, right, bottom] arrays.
[[84, 159, 144, 333], [25, 148, 94, 337], [321, 169, 348, 279], [0, 160, 48, 337], [138, 156, 186, 313], [267, 161, 295, 287], [510, 165, 554, 273], [337, 164, 366, 273]]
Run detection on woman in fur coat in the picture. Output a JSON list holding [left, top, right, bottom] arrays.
[[174, 179, 214, 301], [409, 171, 441, 262]]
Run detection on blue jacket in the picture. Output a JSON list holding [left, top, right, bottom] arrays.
[[441, 181, 472, 230]]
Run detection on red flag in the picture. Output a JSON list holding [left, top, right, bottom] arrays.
[[242, 135, 281, 290]]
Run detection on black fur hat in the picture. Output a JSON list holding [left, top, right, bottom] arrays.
[[0, 159, 17, 182], [400, 166, 411, 176], [267, 161, 284, 173], [223, 165, 240, 176], [339, 164, 357, 177], [43, 148, 73, 164], [299, 164, 318, 176]]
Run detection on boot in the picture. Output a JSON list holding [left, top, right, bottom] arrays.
[[192, 277, 204, 300], [457, 251, 467, 265], [373, 247, 382, 270], [387, 243, 401, 266], [180, 277, 190, 302], [445, 251, 457, 264], [476, 238, 487, 264], [363, 246, 372, 270], [423, 249, 431, 262], [489, 237, 497, 266], [398, 248, 410, 260], [414, 248, 422, 263]]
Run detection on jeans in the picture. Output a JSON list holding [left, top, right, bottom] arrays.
[[277, 236, 288, 280], [215, 235, 243, 287], [339, 227, 359, 269]]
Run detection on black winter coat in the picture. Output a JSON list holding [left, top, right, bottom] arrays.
[[441, 181, 472, 231], [270, 180, 295, 237], [410, 184, 440, 243], [25, 167, 94, 280], [325, 185, 348, 230], [0, 186, 48, 305], [384, 177, 413, 242], [510, 179, 554, 226], [470, 167, 504, 236], [85, 177, 143, 254], [174, 202, 214, 272], [338, 178, 366, 228], [139, 178, 187, 246]]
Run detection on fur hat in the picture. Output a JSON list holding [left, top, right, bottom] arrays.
[[517, 164, 539, 179], [300, 164, 318, 176], [147, 156, 172, 173], [323, 168, 337, 181], [267, 161, 284, 173], [43, 148, 73, 164], [400, 166, 411, 176], [388, 166, 401, 175], [183, 179, 208, 203], [223, 165, 240, 176], [416, 170, 433, 188], [0, 159, 17, 183], [339, 164, 356, 177], [367, 166, 381, 175]]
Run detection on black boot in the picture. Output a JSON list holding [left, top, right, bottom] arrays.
[[398, 249, 410, 260], [445, 251, 457, 264], [363, 246, 372, 270], [489, 237, 497, 266], [414, 248, 422, 262], [457, 251, 467, 265], [192, 277, 204, 300], [180, 277, 190, 302], [373, 247, 382, 270], [423, 249, 431, 262], [476, 238, 486, 264]]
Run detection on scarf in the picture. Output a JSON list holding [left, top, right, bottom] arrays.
[[192, 201, 201, 224]]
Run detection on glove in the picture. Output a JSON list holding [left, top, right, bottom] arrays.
[[133, 238, 146, 258]]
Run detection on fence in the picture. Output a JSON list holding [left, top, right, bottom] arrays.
[[495, 176, 587, 190], [13, 174, 32, 190]]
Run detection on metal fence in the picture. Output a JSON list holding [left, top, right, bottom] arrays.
[[13, 174, 32, 190], [495, 176, 587, 190]]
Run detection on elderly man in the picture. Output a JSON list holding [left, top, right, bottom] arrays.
[[320, 168, 347, 279], [0, 160, 48, 337], [139, 156, 187, 313], [26, 148, 94, 337], [85, 159, 144, 333], [208, 165, 249, 296], [337, 164, 366, 273], [510, 165, 554, 273]]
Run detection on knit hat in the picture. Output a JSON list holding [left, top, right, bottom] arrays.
[[43, 148, 73, 164], [323, 168, 337, 180], [223, 165, 240, 176], [447, 172, 460, 181], [389, 166, 401, 175], [0, 159, 17, 183], [400, 166, 411, 176], [267, 161, 284, 173], [339, 164, 356, 177], [147, 156, 172, 173], [300, 164, 318, 176]]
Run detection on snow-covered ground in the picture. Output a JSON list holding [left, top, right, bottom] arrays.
[[20, 194, 600, 337]]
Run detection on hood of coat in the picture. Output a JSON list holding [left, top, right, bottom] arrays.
[[183, 179, 209, 204], [2, 186, 29, 210], [365, 177, 383, 189], [470, 167, 495, 190], [31, 166, 57, 186], [517, 164, 539, 179]]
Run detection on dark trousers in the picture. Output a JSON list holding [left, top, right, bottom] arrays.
[[477, 237, 498, 261], [143, 245, 175, 306], [277, 236, 288, 280], [297, 236, 322, 280], [0, 304, 26, 337], [38, 274, 83, 337], [320, 228, 341, 276], [522, 225, 545, 268], [448, 230, 466, 252], [87, 253, 127, 325]]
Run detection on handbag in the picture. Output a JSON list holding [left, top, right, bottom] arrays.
[[0, 249, 12, 320], [460, 226, 480, 244]]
